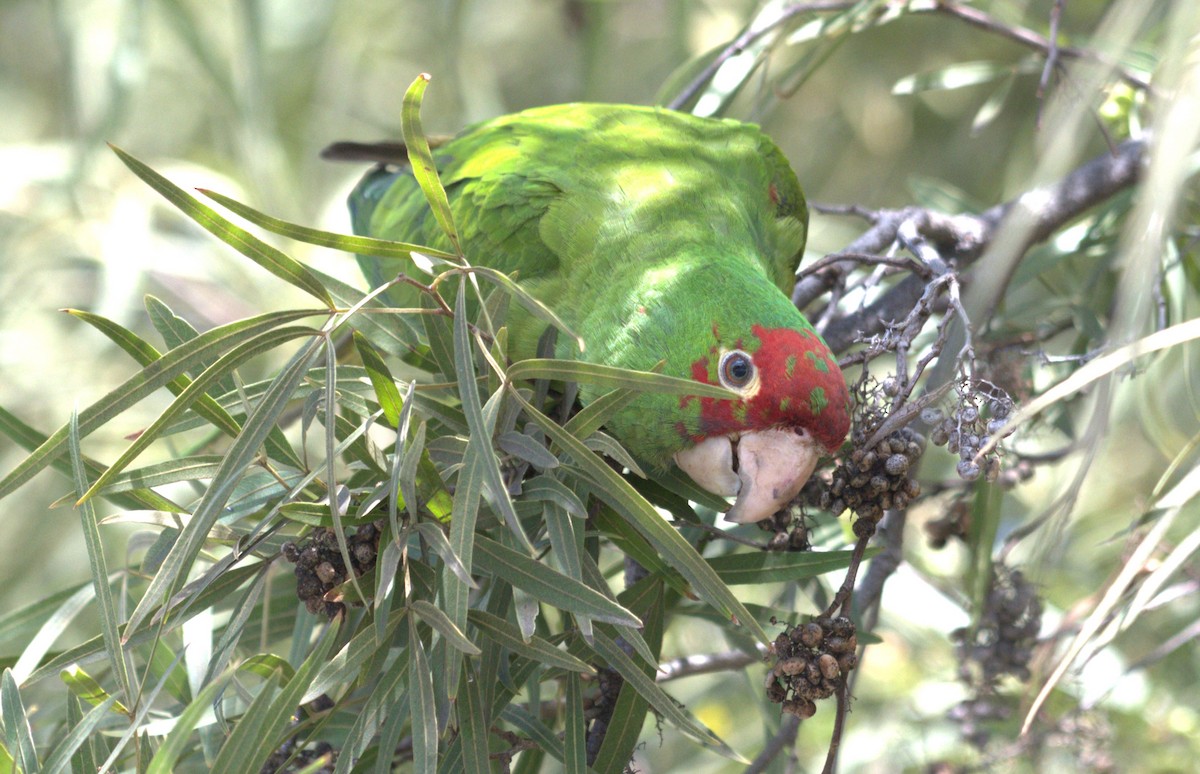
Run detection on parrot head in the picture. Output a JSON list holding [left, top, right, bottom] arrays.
[[589, 260, 851, 525], [672, 320, 850, 523]]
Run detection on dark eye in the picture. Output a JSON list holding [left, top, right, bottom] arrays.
[[719, 350, 755, 390]]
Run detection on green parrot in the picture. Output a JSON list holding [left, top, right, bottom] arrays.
[[341, 104, 850, 523]]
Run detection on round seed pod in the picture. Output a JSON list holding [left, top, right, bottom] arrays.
[[885, 453, 909, 476], [799, 622, 825, 649], [957, 460, 981, 481], [315, 561, 340, 585], [782, 698, 817, 719], [818, 653, 841, 680], [778, 657, 807, 677]]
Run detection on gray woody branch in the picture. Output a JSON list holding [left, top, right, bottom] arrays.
[[796, 139, 1145, 355]]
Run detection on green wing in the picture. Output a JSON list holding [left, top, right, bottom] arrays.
[[348, 104, 808, 358]]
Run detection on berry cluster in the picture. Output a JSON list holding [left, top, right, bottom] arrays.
[[923, 390, 1011, 483], [820, 426, 924, 535], [950, 565, 1043, 747], [757, 502, 813, 552], [281, 522, 382, 617], [260, 739, 337, 774], [765, 616, 858, 718], [954, 565, 1042, 684]]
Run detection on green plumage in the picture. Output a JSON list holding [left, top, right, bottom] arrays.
[[350, 103, 841, 469]]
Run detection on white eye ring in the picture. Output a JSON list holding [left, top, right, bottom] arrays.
[[718, 349, 756, 391]]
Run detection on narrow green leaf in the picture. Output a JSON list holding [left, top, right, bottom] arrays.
[[59, 665, 125, 713], [145, 295, 237, 395], [522, 475, 587, 517], [12, 581, 95, 685], [0, 308, 321, 501], [498, 430, 560, 469], [70, 307, 251, 433], [443, 444, 484, 699], [413, 522, 478, 589], [40, 695, 118, 774], [2, 669, 40, 774], [468, 611, 595, 674], [563, 386, 640, 441], [68, 412, 135, 709], [125, 337, 324, 637], [334, 647, 409, 773], [109, 144, 335, 306], [475, 537, 641, 627], [411, 600, 481, 655], [544, 501, 593, 640], [409, 615, 438, 774], [511, 389, 769, 644], [466, 265, 582, 350], [79, 326, 316, 503], [146, 666, 237, 774], [212, 620, 341, 774], [564, 673, 586, 774], [454, 283, 531, 552], [507, 359, 736, 399], [501, 704, 564, 763], [304, 610, 405, 702], [0, 403, 180, 513], [707, 548, 871, 585], [354, 331, 405, 427], [457, 664, 490, 774], [200, 187, 458, 260], [591, 578, 663, 773], [401, 74, 461, 255]]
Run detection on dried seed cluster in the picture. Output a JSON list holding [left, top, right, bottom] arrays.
[[950, 565, 1044, 748], [954, 566, 1042, 684], [820, 426, 924, 534], [281, 522, 381, 618], [758, 502, 813, 552], [765, 616, 859, 718], [924, 390, 1011, 483], [260, 740, 336, 774]]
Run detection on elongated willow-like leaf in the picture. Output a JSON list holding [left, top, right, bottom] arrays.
[[408, 616, 438, 774], [68, 412, 135, 710], [475, 536, 641, 627], [145, 665, 237, 774], [40, 694, 118, 774], [467, 611, 594, 674], [24, 565, 263, 685], [0, 308, 323, 501], [79, 326, 317, 503], [72, 306, 300, 468], [109, 145, 334, 307], [199, 187, 458, 260], [454, 283, 530, 553], [210, 620, 340, 774], [125, 337, 325, 637], [510, 388, 770, 645], [410, 600, 480, 656], [401, 74, 461, 255], [2, 669, 39, 773], [707, 547, 872, 585], [462, 265, 583, 351], [507, 358, 736, 400], [0, 405, 179, 513]]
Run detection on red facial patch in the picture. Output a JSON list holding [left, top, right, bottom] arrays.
[[682, 325, 850, 452]]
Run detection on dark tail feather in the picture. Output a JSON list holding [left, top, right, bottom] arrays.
[[320, 140, 411, 165]]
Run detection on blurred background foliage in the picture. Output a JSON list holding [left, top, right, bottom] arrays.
[[1, 0, 1198, 772]]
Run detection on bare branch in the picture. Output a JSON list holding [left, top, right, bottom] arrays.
[[811, 139, 1144, 354]]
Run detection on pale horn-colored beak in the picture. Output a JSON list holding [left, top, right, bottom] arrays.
[[674, 429, 822, 524]]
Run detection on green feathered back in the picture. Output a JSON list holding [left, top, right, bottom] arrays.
[[351, 104, 826, 464]]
